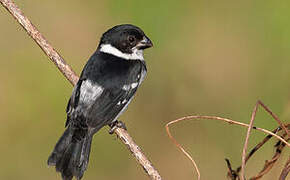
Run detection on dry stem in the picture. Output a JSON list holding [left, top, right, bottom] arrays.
[[226, 125, 289, 179], [279, 156, 290, 180], [165, 115, 290, 180], [249, 135, 288, 180], [166, 123, 201, 180], [0, 0, 162, 179], [241, 101, 259, 180], [241, 100, 289, 180]]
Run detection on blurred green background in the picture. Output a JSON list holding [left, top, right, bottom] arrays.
[[0, 0, 289, 179]]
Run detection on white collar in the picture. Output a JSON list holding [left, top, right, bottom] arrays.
[[99, 44, 144, 60]]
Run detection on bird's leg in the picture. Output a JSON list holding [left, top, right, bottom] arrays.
[[109, 120, 127, 134]]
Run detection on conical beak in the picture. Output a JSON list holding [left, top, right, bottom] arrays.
[[137, 36, 153, 50]]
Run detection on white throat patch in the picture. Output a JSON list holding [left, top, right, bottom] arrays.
[[100, 44, 144, 60]]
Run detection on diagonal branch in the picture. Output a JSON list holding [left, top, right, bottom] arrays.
[[0, 0, 78, 85], [0, 0, 162, 179]]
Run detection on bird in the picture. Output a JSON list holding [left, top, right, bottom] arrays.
[[47, 24, 153, 180]]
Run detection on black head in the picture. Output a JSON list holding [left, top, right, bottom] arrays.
[[99, 24, 153, 54]]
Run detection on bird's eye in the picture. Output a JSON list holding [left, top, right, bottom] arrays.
[[128, 36, 136, 43]]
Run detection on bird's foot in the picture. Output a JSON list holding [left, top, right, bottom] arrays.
[[109, 120, 127, 134]]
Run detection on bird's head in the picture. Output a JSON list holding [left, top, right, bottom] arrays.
[[99, 24, 153, 60]]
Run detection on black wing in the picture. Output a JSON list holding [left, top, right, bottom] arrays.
[[65, 52, 146, 130]]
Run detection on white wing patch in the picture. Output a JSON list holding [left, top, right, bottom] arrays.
[[80, 80, 104, 105], [100, 44, 144, 60], [117, 99, 128, 106], [122, 84, 130, 91], [122, 99, 128, 104], [122, 82, 139, 91], [131, 82, 138, 89]]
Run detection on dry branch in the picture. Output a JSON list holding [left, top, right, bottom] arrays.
[[225, 159, 240, 180], [166, 115, 290, 180], [237, 125, 289, 180], [241, 101, 290, 180], [0, 0, 162, 179], [166, 122, 201, 180], [280, 156, 290, 180], [249, 138, 287, 180], [241, 101, 259, 180]]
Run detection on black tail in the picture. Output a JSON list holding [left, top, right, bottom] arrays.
[[48, 128, 93, 180]]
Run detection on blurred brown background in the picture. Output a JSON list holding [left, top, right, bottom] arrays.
[[0, 0, 289, 179]]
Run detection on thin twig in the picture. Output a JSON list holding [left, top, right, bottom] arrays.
[[249, 136, 288, 180], [279, 156, 290, 180], [243, 126, 282, 165], [225, 159, 240, 180], [0, 0, 162, 179], [165, 115, 290, 179], [241, 101, 259, 180], [258, 101, 290, 138], [167, 116, 289, 147], [166, 123, 201, 180], [241, 100, 289, 180], [226, 124, 289, 180]]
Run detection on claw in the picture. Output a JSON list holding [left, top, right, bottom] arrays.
[[109, 120, 127, 134]]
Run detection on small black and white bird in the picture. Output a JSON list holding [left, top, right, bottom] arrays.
[[47, 24, 153, 180]]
